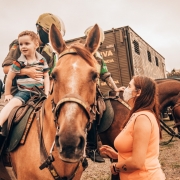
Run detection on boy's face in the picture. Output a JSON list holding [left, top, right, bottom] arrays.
[[18, 35, 38, 57]]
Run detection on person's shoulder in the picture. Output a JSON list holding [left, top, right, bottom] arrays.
[[134, 111, 154, 127], [9, 39, 19, 50], [42, 44, 54, 55]]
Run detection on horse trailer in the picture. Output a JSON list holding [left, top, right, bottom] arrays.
[[66, 26, 166, 94]]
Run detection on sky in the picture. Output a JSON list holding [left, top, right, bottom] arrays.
[[0, 0, 180, 80]]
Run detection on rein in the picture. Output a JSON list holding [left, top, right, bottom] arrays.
[[103, 93, 131, 110]]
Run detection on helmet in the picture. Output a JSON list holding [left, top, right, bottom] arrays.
[[36, 13, 66, 36], [84, 25, 105, 44]]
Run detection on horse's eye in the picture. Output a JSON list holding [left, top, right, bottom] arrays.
[[91, 71, 99, 82]]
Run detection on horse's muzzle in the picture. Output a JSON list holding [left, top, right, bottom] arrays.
[[55, 133, 85, 162]]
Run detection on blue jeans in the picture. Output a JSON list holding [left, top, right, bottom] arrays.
[[13, 90, 34, 104]]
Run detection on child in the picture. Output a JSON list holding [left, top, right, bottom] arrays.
[[0, 30, 50, 134]]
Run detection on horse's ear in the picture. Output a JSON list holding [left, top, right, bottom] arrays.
[[84, 24, 101, 54], [49, 24, 66, 54]]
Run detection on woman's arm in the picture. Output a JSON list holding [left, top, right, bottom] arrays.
[[3, 65, 43, 79], [114, 115, 152, 173], [43, 72, 50, 96], [21, 67, 43, 78]]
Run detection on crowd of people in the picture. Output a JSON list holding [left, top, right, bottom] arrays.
[[0, 12, 166, 180]]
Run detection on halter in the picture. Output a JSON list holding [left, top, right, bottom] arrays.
[[52, 93, 96, 129], [51, 48, 97, 128]]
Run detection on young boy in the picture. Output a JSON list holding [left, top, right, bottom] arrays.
[[0, 30, 50, 133]]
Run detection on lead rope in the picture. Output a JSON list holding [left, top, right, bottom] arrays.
[[81, 128, 88, 170], [83, 129, 87, 158]]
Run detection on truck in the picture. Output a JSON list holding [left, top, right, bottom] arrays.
[[66, 26, 166, 94]]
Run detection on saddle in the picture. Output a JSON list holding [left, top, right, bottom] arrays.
[[1, 88, 46, 150], [97, 91, 131, 133], [97, 91, 114, 133], [0, 87, 46, 180]]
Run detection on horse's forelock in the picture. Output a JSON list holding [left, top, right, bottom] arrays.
[[70, 44, 96, 68]]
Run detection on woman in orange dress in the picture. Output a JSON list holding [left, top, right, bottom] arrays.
[[99, 76, 166, 180]]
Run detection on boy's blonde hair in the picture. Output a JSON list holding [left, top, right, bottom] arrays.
[[18, 30, 39, 44]]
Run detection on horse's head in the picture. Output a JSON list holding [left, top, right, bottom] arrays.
[[49, 24, 101, 162]]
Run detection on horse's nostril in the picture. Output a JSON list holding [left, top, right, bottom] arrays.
[[78, 136, 85, 150], [55, 135, 60, 147]]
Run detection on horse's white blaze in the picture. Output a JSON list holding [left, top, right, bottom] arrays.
[[72, 62, 78, 70], [65, 103, 78, 121], [67, 62, 79, 93]]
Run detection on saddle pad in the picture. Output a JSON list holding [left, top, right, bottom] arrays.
[[8, 107, 34, 152], [97, 99, 114, 133]]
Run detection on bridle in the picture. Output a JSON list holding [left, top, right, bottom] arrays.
[[46, 48, 98, 180], [50, 48, 97, 128], [52, 93, 96, 129]]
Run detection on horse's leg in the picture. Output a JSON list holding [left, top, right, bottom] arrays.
[[173, 107, 180, 134]]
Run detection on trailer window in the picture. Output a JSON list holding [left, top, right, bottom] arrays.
[[147, 51, 152, 62], [133, 40, 140, 55], [155, 57, 159, 66]]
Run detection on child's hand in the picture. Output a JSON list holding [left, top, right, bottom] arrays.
[[115, 86, 126, 92], [4, 94, 13, 102]]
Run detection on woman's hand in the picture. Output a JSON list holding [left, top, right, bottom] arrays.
[[4, 94, 13, 102], [110, 163, 119, 175], [116, 86, 126, 92], [99, 145, 118, 159]]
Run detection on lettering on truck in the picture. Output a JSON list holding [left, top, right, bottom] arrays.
[[100, 50, 113, 58]]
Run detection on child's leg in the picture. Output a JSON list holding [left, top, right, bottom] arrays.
[[0, 98, 22, 126]]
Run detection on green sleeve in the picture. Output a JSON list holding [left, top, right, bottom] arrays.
[[94, 51, 109, 75], [49, 53, 56, 75], [100, 58, 109, 75]]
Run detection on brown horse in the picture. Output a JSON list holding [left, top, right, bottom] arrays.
[[9, 24, 101, 180], [156, 78, 180, 134]]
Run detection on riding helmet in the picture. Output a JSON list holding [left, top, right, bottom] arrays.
[[36, 13, 66, 36]]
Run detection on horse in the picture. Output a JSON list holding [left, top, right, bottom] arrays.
[[7, 24, 101, 180], [156, 78, 180, 134]]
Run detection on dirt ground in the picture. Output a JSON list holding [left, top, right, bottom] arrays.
[[0, 95, 180, 180], [81, 119, 180, 180]]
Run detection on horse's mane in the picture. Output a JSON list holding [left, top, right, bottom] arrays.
[[70, 43, 97, 68]]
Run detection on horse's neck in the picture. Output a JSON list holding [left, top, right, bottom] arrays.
[[158, 81, 180, 109]]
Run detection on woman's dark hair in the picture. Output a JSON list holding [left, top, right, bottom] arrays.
[[123, 75, 161, 137]]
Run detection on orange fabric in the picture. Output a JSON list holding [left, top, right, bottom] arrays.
[[114, 111, 166, 180]]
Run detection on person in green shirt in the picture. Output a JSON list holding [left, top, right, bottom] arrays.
[[84, 26, 125, 163]]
